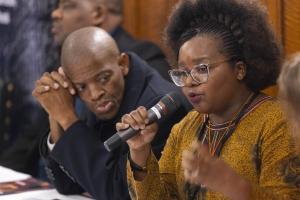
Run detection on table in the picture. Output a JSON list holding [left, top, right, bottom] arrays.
[[0, 166, 92, 200]]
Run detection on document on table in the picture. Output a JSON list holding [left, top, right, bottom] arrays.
[[0, 166, 30, 183], [0, 166, 93, 199], [0, 189, 91, 200]]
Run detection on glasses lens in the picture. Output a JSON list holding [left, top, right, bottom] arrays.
[[169, 70, 187, 86], [191, 64, 209, 83]]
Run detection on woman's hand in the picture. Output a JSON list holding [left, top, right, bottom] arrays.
[[116, 106, 158, 167], [182, 141, 251, 200]]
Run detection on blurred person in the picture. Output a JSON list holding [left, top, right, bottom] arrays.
[[51, 0, 171, 80], [278, 53, 300, 152], [33, 27, 190, 200], [120, 0, 300, 199], [0, 0, 56, 176]]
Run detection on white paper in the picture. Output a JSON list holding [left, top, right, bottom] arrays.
[[0, 189, 92, 200], [0, 166, 30, 183]]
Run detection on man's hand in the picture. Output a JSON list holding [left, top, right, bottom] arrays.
[[33, 67, 76, 95], [32, 69, 78, 130]]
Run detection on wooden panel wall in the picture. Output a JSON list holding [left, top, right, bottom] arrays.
[[123, 0, 177, 52], [260, 0, 283, 42], [284, 0, 300, 55], [122, 0, 300, 95], [123, 0, 300, 55]]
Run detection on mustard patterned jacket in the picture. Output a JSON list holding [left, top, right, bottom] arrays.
[[127, 98, 300, 200]]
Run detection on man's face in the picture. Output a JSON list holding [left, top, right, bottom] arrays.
[[65, 53, 129, 120], [51, 0, 97, 45]]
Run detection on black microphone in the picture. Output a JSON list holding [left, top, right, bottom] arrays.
[[104, 92, 182, 152]]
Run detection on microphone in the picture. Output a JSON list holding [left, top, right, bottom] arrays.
[[104, 92, 182, 152]]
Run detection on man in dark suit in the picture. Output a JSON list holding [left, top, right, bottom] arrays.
[[33, 27, 190, 200], [51, 0, 170, 80], [0, 0, 171, 178]]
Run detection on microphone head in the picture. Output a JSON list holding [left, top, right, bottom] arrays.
[[159, 92, 181, 116], [104, 133, 122, 152]]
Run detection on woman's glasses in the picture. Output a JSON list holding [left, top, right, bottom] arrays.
[[168, 60, 231, 87]]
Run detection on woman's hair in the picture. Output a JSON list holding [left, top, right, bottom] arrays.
[[165, 0, 282, 91], [278, 53, 300, 153]]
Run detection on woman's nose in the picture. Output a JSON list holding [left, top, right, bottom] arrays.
[[184, 74, 199, 87]]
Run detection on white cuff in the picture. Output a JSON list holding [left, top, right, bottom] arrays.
[[47, 134, 56, 151]]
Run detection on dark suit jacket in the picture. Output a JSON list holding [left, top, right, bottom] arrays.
[[0, 26, 171, 178], [40, 53, 190, 200], [112, 26, 171, 81]]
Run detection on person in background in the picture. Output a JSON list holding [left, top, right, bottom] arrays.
[[120, 0, 300, 199], [33, 27, 190, 200], [0, 0, 56, 177], [51, 0, 170, 80], [278, 53, 300, 154]]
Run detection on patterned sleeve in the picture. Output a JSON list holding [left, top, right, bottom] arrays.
[[249, 112, 300, 199], [127, 122, 181, 200]]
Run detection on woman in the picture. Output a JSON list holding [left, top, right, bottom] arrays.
[[117, 0, 300, 199], [278, 53, 300, 152]]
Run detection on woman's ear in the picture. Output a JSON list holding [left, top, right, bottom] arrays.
[[235, 61, 247, 81], [118, 53, 130, 76]]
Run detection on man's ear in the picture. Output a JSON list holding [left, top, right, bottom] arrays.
[[91, 4, 107, 26], [118, 53, 129, 76], [234, 61, 247, 81]]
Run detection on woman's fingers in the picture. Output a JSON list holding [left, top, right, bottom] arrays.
[[182, 141, 213, 185], [182, 150, 196, 169], [120, 106, 148, 130], [121, 113, 139, 130], [129, 107, 147, 130], [116, 122, 130, 131]]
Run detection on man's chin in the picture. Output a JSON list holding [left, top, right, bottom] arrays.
[[94, 110, 118, 121], [53, 34, 66, 47]]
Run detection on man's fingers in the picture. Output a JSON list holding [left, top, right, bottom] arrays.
[[40, 73, 59, 90], [51, 70, 76, 95], [58, 67, 66, 76], [32, 85, 50, 95], [50, 71, 68, 88]]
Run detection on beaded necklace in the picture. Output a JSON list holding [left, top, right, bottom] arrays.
[[185, 92, 258, 200], [202, 92, 256, 156]]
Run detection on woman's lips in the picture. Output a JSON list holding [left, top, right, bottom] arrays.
[[187, 92, 203, 104]]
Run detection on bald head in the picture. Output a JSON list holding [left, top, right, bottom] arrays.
[[60, 26, 129, 121], [61, 27, 120, 73]]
